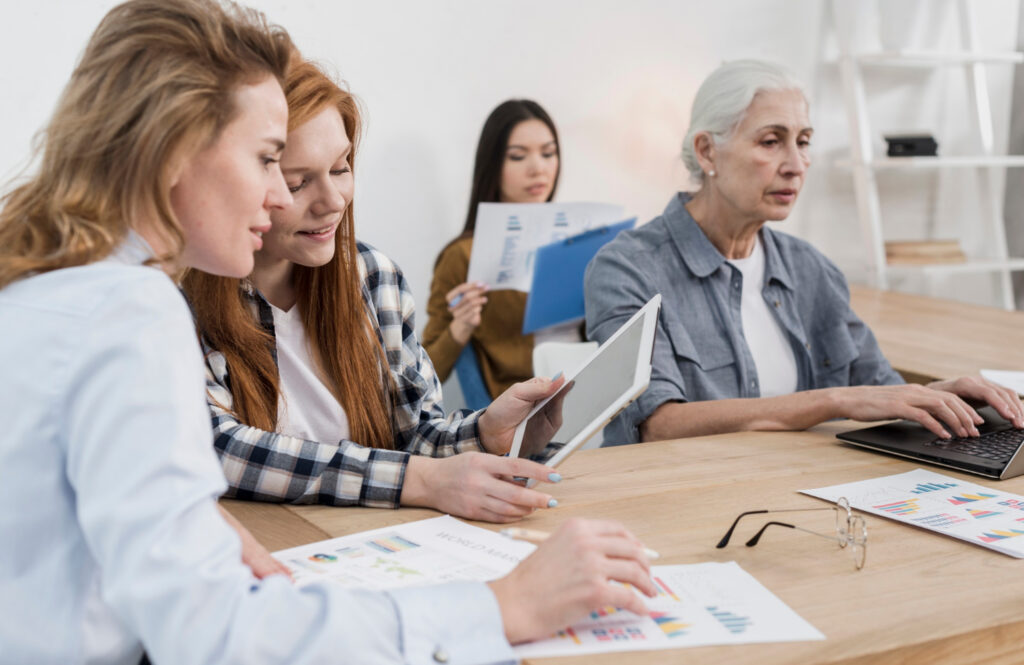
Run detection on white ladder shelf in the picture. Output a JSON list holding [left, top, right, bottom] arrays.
[[832, 0, 1024, 310]]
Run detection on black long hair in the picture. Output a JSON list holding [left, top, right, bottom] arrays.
[[438, 99, 560, 262]]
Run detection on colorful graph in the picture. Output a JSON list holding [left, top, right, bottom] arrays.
[[650, 611, 690, 638], [873, 498, 921, 515], [912, 513, 967, 529], [979, 529, 1024, 543], [999, 499, 1024, 511], [589, 606, 622, 620], [308, 553, 337, 563], [968, 508, 1002, 519], [706, 606, 753, 634], [333, 546, 364, 559], [554, 627, 581, 645], [366, 534, 420, 554], [948, 492, 997, 505], [911, 482, 958, 494], [653, 576, 681, 601], [592, 627, 646, 642]]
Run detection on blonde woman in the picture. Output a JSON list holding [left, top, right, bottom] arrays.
[[0, 3, 656, 663]]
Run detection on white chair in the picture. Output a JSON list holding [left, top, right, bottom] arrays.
[[532, 341, 603, 449]]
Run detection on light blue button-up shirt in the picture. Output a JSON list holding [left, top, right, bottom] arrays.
[[585, 192, 903, 445], [0, 235, 515, 665]]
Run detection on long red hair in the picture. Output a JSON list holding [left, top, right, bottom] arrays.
[[182, 57, 394, 448]]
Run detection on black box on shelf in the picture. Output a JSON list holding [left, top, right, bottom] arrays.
[[884, 134, 938, 157]]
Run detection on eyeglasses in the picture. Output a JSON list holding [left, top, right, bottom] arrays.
[[715, 497, 867, 570]]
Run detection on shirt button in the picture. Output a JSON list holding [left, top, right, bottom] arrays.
[[805, 342, 811, 349], [824, 359, 831, 368], [773, 300, 781, 308], [433, 647, 450, 663], [750, 380, 756, 388]]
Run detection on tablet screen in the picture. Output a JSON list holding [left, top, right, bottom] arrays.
[[516, 313, 647, 461]]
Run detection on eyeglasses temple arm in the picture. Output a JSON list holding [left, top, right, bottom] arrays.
[[716, 510, 770, 548], [745, 521, 796, 547]]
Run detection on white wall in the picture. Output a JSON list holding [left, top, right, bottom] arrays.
[[1, 0, 1019, 315]]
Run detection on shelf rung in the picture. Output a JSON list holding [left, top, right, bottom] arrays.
[[835, 155, 1024, 169], [856, 50, 1024, 66], [886, 259, 1024, 276]]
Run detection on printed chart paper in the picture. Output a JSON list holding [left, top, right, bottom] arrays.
[[981, 369, 1024, 396], [273, 515, 530, 589], [274, 516, 823, 657], [803, 468, 1024, 558], [513, 561, 823, 658], [466, 201, 624, 292]]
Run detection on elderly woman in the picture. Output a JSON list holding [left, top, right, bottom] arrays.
[[585, 59, 1024, 446]]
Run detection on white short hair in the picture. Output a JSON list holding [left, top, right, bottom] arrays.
[[681, 60, 807, 184]]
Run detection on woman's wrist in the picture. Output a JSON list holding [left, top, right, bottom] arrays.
[[487, 577, 532, 645], [449, 321, 471, 345], [398, 455, 436, 508]]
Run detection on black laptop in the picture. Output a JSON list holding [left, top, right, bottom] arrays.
[[838, 406, 1024, 480]]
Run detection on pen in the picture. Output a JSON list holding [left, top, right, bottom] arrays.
[[500, 527, 660, 560], [448, 293, 463, 308]]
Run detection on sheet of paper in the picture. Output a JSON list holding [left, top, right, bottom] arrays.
[[981, 369, 1024, 396], [275, 517, 822, 657], [513, 561, 823, 658], [803, 468, 1024, 558], [273, 515, 530, 589], [466, 201, 625, 292]]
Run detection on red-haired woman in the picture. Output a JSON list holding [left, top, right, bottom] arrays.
[[183, 60, 568, 523]]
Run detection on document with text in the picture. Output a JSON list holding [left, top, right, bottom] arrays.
[[273, 516, 823, 657], [465, 201, 625, 292]]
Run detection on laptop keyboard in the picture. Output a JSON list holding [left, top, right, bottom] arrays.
[[925, 429, 1024, 463]]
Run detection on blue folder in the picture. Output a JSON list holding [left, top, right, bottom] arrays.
[[522, 218, 636, 335]]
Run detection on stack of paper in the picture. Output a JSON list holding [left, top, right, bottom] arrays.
[[273, 516, 823, 657]]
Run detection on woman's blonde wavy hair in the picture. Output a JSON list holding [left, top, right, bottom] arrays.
[[0, 0, 293, 289]]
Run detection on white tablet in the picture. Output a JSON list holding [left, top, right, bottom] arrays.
[[508, 294, 661, 484]]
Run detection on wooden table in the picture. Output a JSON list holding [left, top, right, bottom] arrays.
[[850, 284, 1024, 383], [224, 421, 1024, 664]]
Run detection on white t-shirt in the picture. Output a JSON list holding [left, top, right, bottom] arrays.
[[727, 236, 799, 397], [271, 304, 350, 443]]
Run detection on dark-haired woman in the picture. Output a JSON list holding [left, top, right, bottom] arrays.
[[423, 99, 564, 399]]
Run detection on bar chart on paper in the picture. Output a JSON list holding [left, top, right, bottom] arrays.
[[513, 561, 823, 659], [804, 469, 1024, 558]]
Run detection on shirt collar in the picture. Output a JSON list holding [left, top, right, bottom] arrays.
[[665, 191, 794, 291], [108, 230, 157, 266]]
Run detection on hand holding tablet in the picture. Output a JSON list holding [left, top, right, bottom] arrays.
[[509, 295, 662, 486]]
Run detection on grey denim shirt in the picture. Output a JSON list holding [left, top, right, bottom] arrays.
[[585, 192, 903, 446]]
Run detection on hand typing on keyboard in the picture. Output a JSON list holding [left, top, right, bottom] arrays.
[[926, 376, 1024, 431]]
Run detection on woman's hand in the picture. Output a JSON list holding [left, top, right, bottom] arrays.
[[927, 375, 1024, 429], [446, 281, 488, 345], [488, 518, 657, 644], [218, 505, 292, 581], [478, 375, 567, 455], [401, 453, 561, 523], [833, 383, 988, 439]]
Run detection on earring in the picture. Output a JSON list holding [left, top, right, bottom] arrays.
[[708, 170, 716, 177]]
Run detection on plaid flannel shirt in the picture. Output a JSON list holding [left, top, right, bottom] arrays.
[[201, 242, 484, 508]]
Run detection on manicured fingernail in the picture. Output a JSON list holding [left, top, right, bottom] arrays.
[[548, 472, 562, 483], [547, 498, 559, 508], [552, 371, 563, 382], [941, 430, 951, 439]]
